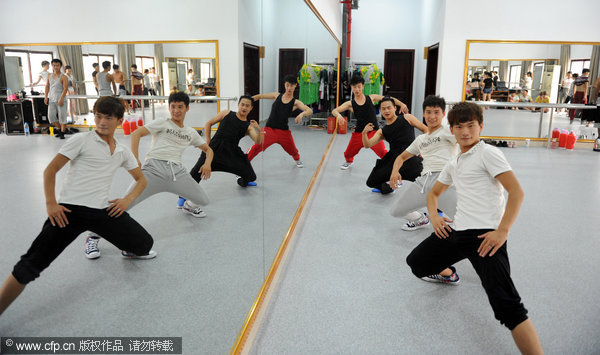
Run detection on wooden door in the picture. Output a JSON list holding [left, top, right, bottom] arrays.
[[424, 44, 439, 97], [244, 43, 260, 122], [278, 48, 304, 98], [383, 49, 415, 111]]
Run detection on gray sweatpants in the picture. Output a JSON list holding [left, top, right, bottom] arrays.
[[389, 171, 457, 221], [127, 158, 209, 209], [48, 101, 67, 124]]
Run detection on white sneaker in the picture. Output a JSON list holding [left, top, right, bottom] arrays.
[[183, 200, 207, 218], [85, 234, 101, 259], [295, 160, 304, 168], [121, 250, 157, 259], [340, 162, 353, 170], [401, 214, 430, 231]]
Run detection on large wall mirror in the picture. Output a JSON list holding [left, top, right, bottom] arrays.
[[0, 2, 339, 354], [463, 40, 599, 138]]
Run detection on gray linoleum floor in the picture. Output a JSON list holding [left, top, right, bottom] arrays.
[[249, 131, 600, 354], [0, 121, 330, 354]]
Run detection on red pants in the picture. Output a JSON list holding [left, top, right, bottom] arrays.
[[569, 91, 587, 120], [132, 84, 143, 109], [247, 127, 300, 161], [344, 131, 387, 163]]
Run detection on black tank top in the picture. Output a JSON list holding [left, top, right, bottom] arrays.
[[381, 114, 415, 152], [211, 111, 249, 145], [352, 95, 378, 132], [266, 94, 295, 130]]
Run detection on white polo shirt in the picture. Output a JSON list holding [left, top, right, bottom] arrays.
[[438, 141, 512, 231], [406, 125, 457, 175], [58, 131, 139, 209], [144, 118, 205, 165]]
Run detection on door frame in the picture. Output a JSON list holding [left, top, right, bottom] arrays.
[[384, 49, 415, 111]]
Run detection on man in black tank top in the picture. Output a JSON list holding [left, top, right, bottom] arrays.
[[247, 75, 313, 168], [191, 95, 263, 187], [362, 97, 427, 194], [332, 75, 410, 170]]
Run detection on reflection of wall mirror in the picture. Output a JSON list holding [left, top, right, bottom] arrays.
[[463, 40, 600, 138], [0, 1, 340, 354]]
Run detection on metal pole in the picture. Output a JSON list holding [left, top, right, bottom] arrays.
[[537, 110, 544, 138], [141, 98, 146, 123], [227, 99, 230, 111], [69, 97, 75, 124], [546, 109, 554, 148], [151, 99, 155, 121]]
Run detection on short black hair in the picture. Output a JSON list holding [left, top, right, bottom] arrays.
[[582, 68, 590, 74], [447, 102, 483, 126], [102, 61, 111, 69], [283, 74, 297, 85], [93, 96, 125, 119], [423, 95, 446, 112], [51, 58, 62, 66], [379, 96, 395, 107], [168, 91, 190, 107], [350, 75, 365, 86], [65, 65, 71, 70], [239, 95, 254, 106], [131, 64, 137, 69], [92, 63, 99, 68], [572, 73, 579, 78], [112, 64, 119, 70], [41, 61, 50, 67], [144, 69, 149, 74]]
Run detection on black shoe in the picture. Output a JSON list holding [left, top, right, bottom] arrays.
[[237, 177, 247, 187], [380, 182, 394, 195]]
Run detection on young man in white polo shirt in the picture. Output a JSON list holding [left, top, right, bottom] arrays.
[[0, 96, 155, 317], [389, 95, 458, 231], [406, 102, 543, 354], [84, 92, 214, 259]]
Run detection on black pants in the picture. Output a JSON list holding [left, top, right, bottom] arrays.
[[366, 153, 422, 194], [12, 204, 153, 285], [406, 229, 528, 330], [191, 151, 256, 186]]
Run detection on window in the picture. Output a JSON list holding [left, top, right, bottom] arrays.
[[5, 49, 53, 90], [200, 62, 211, 82], [509, 65, 522, 88], [135, 56, 155, 73], [492, 66, 499, 73], [570, 59, 590, 76]]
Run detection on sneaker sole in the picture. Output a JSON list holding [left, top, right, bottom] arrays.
[[122, 250, 157, 259], [401, 222, 430, 231], [85, 252, 101, 259], [420, 277, 460, 285], [183, 209, 207, 218]]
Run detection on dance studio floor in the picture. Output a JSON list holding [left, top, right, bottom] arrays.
[[1, 111, 599, 354], [249, 131, 600, 354]]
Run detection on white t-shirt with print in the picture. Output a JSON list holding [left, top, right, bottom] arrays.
[[406, 126, 458, 175], [144, 118, 205, 165], [58, 131, 139, 209], [438, 141, 512, 231]]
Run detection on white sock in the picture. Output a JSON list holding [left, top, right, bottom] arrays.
[[403, 211, 422, 222]]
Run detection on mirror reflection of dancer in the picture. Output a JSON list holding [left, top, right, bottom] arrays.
[[84, 92, 213, 258], [389, 96, 458, 231], [362, 97, 426, 194], [247, 75, 313, 168], [179, 96, 263, 216], [0, 97, 155, 318], [44, 59, 69, 139], [332, 75, 409, 170], [406, 102, 543, 355]]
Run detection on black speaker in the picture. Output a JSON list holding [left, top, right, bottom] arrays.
[[21, 100, 35, 128], [3, 102, 25, 135], [32, 97, 49, 124]]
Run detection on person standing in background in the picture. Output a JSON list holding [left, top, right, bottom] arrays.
[[31, 61, 51, 89]]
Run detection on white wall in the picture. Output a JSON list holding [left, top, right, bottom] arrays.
[[162, 43, 217, 59], [438, 0, 600, 102], [0, 0, 240, 98], [571, 45, 593, 60], [238, 0, 262, 97], [309, 0, 343, 43], [351, 0, 442, 117], [469, 43, 561, 60]]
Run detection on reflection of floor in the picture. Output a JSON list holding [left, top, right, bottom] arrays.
[[68, 101, 219, 129], [251, 135, 600, 354], [475, 108, 593, 138], [0, 122, 331, 353]]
